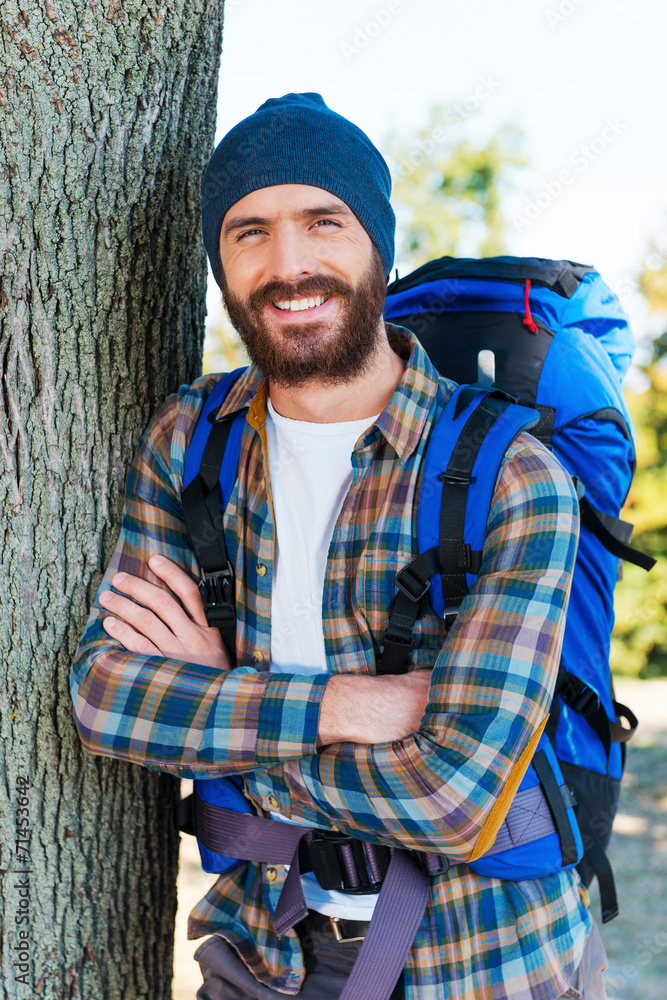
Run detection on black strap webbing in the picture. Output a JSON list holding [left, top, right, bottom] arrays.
[[178, 793, 195, 836], [438, 394, 510, 611], [556, 407, 634, 444], [575, 800, 619, 922], [579, 495, 656, 571], [532, 749, 579, 867], [532, 405, 557, 446], [181, 413, 240, 660], [377, 548, 441, 674], [557, 672, 638, 774], [378, 392, 507, 675]]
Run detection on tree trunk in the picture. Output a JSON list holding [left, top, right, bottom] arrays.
[[0, 1, 224, 996]]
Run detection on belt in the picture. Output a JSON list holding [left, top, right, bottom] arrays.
[[296, 909, 370, 944]]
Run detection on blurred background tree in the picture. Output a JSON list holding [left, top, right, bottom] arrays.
[[203, 280, 250, 374], [386, 105, 528, 271], [203, 308, 250, 375], [612, 253, 667, 678]]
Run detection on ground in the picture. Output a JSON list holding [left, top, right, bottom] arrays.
[[589, 679, 667, 1000], [172, 678, 667, 1000]]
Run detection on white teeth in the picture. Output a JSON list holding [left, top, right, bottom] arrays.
[[273, 294, 329, 311]]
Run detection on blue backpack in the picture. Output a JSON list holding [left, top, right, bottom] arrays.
[[179, 256, 654, 922]]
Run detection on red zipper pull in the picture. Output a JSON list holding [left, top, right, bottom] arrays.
[[523, 278, 539, 334]]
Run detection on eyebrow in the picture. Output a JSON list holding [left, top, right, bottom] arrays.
[[222, 203, 352, 237]]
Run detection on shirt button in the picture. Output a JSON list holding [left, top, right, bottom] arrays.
[[266, 867, 278, 883], [252, 650, 265, 664], [256, 563, 267, 577], [267, 795, 279, 809]]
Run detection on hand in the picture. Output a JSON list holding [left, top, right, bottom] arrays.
[[318, 669, 432, 747], [99, 555, 232, 671]]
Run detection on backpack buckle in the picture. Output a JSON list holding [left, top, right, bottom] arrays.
[[310, 831, 390, 895], [438, 471, 477, 486], [443, 604, 462, 628], [198, 563, 235, 629], [561, 675, 601, 717], [395, 566, 432, 603]]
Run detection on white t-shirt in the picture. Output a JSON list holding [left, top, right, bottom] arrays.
[[265, 396, 381, 920]]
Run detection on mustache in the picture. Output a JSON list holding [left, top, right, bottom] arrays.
[[247, 274, 354, 310]]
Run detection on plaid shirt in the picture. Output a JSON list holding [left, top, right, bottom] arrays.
[[71, 328, 592, 999]]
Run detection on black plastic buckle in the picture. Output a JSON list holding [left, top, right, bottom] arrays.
[[381, 631, 414, 650], [562, 677, 601, 717], [310, 831, 390, 895], [198, 563, 235, 628], [395, 566, 432, 603], [438, 471, 477, 486]]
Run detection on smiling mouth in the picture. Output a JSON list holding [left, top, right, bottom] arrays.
[[272, 294, 332, 312]]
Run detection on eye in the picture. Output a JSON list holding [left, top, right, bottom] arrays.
[[236, 228, 265, 241], [312, 218, 340, 229]]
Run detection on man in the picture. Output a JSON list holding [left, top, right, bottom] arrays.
[[71, 93, 608, 999]]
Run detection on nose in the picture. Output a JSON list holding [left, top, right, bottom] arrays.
[[266, 224, 319, 284]]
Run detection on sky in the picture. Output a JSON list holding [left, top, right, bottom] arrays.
[[206, 0, 667, 366]]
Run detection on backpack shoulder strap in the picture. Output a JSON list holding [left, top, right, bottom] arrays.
[[181, 367, 248, 660], [378, 385, 539, 674]]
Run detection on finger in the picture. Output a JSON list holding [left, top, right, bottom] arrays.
[[102, 615, 163, 657], [100, 589, 183, 651], [110, 567, 206, 638], [147, 555, 210, 629]]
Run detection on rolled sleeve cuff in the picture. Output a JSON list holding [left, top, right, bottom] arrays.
[[255, 671, 329, 765]]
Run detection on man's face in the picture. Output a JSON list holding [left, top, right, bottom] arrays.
[[217, 184, 387, 387]]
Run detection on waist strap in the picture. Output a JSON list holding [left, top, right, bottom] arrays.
[[194, 797, 429, 1000], [192, 782, 562, 1000], [193, 780, 560, 872]]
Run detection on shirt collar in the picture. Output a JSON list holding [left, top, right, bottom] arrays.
[[213, 324, 449, 462], [374, 325, 446, 461]]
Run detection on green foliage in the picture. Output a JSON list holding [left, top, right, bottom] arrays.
[[612, 278, 667, 677], [385, 106, 528, 270]]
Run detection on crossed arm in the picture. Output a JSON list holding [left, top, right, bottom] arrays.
[[70, 391, 578, 860], [98, 554, 431, 748], [70, 391, 432, 780]]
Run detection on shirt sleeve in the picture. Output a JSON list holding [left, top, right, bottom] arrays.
[[281, 434, 580, 863], [69, 387, 328, 779]]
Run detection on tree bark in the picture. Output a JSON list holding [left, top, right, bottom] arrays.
[[0, 1, 224, 996]]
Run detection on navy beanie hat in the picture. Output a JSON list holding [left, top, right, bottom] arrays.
[[201, 93, 395, 285]]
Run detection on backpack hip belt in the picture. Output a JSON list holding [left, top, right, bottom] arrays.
[[181, 779, 575, 1000]]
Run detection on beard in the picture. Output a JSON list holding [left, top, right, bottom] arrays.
[[219, 248, 388, 388]]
